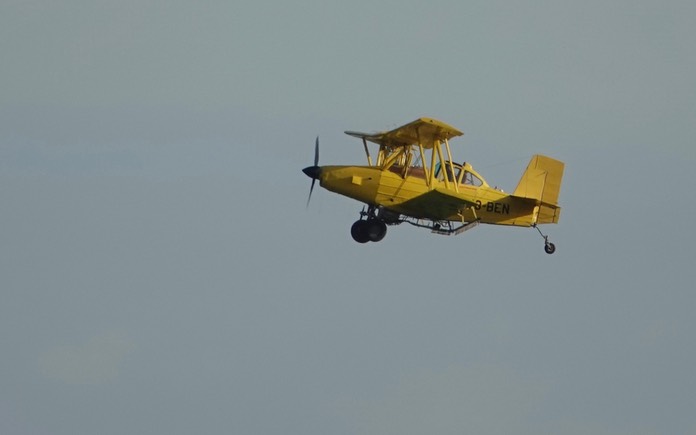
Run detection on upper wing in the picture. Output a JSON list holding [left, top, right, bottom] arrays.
[[396, 187, 478, 220], [345, 117, 463, 149]]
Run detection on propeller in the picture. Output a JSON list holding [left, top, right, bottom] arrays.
[[302, 137, 321, 208]]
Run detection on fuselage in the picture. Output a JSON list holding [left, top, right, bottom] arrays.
[[316, 165, 538, 226]]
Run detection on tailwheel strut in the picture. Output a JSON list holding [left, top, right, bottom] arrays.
[[534, 224, 556, 254]]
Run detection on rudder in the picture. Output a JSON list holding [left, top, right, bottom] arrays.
[[513, 155, 565, 223]]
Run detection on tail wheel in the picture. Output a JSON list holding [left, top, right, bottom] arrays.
[[535, 225, 556, 255], [544, 242, 556, 254]]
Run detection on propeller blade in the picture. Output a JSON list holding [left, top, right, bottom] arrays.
[[306, 178, 316, 208], [314, 136, 319, 166], [304, 136, 320, 208]]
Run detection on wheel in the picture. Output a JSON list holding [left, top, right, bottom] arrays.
[[544, 242, 556, 254], [366, 220, 387, 242], [351, 220, 370, 243]]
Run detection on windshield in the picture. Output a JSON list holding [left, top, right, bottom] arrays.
[[461, 170, 483, 186]]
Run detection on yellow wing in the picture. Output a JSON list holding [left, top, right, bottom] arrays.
[[395, 187, 478, 220], [345, 117, 463, 149]]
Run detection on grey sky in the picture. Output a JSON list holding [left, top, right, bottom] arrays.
[[2, 1, 695, 434]]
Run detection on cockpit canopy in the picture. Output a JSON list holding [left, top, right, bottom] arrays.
[[436, 161, 488, 187]]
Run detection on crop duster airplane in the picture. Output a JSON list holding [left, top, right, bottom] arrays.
[[303, 118, 564, 254]]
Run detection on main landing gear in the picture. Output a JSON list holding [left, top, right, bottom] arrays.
[[534, 224, 556, 254], [351, 206, 388, 243], [351, 219, 387, 243]]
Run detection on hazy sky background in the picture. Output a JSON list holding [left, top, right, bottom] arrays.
[[2, 1, 695, 434]]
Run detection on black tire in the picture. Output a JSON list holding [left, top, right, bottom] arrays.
[[351, 220, 370, 243], [366, 220, 387, 242], [544, 242, 556, 254]]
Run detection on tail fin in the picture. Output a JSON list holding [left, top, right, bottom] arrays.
[[513, 155, 565, 224]]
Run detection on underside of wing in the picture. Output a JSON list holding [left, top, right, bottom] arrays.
[[346, 117, 463, 149], [392, 187, 477, 220]]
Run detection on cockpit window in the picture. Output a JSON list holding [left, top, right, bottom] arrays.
[[461, 171, 483, 186], [435, 162, 485, 187], [435, 162, 462, 182]]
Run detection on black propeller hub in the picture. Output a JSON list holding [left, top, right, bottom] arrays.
[[302, 165, 321, 180]]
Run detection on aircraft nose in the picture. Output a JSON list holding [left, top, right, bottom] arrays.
[[302, 165, 322, 180]]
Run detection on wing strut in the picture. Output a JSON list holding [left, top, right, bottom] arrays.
[[362, 138, 373, 166]]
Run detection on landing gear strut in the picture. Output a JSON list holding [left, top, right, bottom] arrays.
[[351, 207, 388, 243], [534, 225, 556, 254]]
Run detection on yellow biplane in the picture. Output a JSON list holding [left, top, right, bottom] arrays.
[[303, 118, 564, 254]]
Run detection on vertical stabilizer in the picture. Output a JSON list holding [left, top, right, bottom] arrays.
[[513, 155, 565, 223]]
